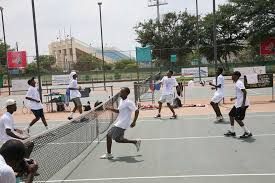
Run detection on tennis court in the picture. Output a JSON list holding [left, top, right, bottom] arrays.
[[26, 110, 275, 183]]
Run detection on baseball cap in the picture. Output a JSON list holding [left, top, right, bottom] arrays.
[[5, 99, 16, 108]]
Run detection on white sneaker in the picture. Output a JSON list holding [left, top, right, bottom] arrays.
[[218, 116, 224, 121], [135, 140, 141, 152], [100, 153, 113, 159], [215, 116, 223, 122]]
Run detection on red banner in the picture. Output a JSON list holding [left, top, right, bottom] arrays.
[[260, 38, 275, 55], [7, 51, 27, 69]]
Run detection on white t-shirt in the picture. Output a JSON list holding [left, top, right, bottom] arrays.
[[214, 74, 225, 96], [160, 76, 178, 95], [0, 112, 16, 142], [68, 80, 81, 99], [26, 86, 43, 110], [114, 99, 137, 129], [0, 155, 16, 183], [235, 80, 250, 108]]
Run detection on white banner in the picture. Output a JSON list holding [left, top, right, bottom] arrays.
[[52, 75, 70, 86], [181, 67, 208, 77], [11, 79, 29, 95], [233, 66, 266, 77]]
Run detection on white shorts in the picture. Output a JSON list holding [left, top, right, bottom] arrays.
[[159, 94, 173, 104], [211, 93, 224, 103]]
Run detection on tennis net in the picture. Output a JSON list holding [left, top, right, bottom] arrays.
[[24, 93, 120, 181]]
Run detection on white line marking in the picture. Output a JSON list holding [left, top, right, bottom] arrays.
[[247, 89, 261, 95], [35, 173, 275, 182], [42, 133, 275, 145], [139, 113, 275, 122]]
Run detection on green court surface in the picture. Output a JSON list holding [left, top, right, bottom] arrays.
[[34, 112, 275, 183]]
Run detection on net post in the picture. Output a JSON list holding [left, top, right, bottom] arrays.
[[271, 75, 275, 102], [111, 85, 113, 97], [96, 118, 100, 144], [183, 75, 186, 105]]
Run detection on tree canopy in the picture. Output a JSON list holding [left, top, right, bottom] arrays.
[[134, 0, 275, 69]]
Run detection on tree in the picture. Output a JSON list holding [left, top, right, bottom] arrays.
[[114, 59, 137, 70], [229, 0, 275, 56], [200, 4, 247, 69], [134, 12, 198, 66], [73, 54, 102, 71], [0, 39, 11, 71], [25, 55, 59, 74]]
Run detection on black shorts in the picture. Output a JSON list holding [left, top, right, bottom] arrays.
[[72, 97, 82, 107], [229, 106, 248, 120], [107, 126, 125, 141], [31, 109, 44, 118]]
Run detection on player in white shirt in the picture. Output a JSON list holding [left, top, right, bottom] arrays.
[[68, 71, 82, 120], [224, 71, 252, 138], [209, 67, 225, 121], [155, 70, 178, 119], [0, 99, 34, 158], [25, 77, 48, 132], [100, 87, 140, 159]]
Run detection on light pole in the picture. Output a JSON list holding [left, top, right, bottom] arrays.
[[0, 7, 11, 95], [213, 0, 218, 84], [98, 2, 106, 90], [31, 0, 43, 102], [195, 0, 201, 81]]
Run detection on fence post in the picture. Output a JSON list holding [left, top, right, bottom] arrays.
[[134, 82, 138, 104]]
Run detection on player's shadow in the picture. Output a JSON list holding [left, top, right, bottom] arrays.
[[214, 120, 230, 124], [238, 137, 256, 143], [110, 155, 143, 163]]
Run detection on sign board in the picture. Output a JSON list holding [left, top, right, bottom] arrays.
[[170, 55, 177, 63], [233, 66, 266, 78], [52, 75, 70, 86], [136, 46, 152, 62], [7, 51, 27, 69], [181, 67, 208, 77], [260, 38, 275, 55], [11, 79, 29, 95], [244, 74, 273, 89]]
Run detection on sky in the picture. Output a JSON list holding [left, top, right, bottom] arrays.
[[0, 0, 228, 58]]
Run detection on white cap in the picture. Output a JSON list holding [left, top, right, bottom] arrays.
[[5, 99, 16, 108]]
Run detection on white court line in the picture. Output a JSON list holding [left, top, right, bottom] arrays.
[[247, 89, 261, 95], [42, 133, 275, 145], [139, 113, 275, 122], [36, 173, 275, 182]]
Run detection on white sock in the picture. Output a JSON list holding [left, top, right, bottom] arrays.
[[231, 126, 235, 132], [242, 126, 250, 133]]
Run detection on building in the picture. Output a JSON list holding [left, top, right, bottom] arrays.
[[48, 37, 129, 71]]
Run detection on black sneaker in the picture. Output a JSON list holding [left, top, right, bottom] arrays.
[[154, 114, 161, 118], [224, 131, 236, 137], [240, 132, 252, 138]]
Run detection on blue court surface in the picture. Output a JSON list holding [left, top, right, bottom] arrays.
[[31, 112, 275, 183]]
